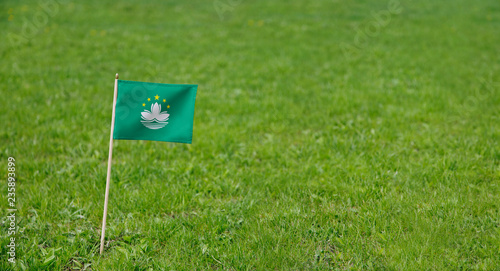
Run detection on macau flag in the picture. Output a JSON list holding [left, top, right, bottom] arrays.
[[113, 80, 197, 144]]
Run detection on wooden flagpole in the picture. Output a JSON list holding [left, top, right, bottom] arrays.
[[100, 73, 119, 254]]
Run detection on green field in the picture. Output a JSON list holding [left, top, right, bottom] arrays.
[[1, 0, 499, 270]]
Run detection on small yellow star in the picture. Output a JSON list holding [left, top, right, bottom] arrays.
[[154, 95, 159, 100], [167, 105, 170, 109], [147, 98, 150, 101], [163, 99, 166, 103], [142, 103, 145, 107]]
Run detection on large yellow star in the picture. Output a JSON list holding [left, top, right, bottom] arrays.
[[147, 98, 150, 101], [154, 95, 159, 100], [167, 105, 170, 109], [163, 99, 166, 103], [142, 103, 145, 107]]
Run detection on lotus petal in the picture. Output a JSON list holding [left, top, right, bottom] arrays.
[[151, 103, 161, 117], [141, 110, 154, 120], [156, 113, 170, 121]]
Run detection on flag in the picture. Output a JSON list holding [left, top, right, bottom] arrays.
[[112, 80, 197, 144]]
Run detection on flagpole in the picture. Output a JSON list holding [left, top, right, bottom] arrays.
[[100, 73, 119, 254]]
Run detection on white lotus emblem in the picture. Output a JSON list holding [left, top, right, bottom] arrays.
[[141, 102, 169, 130]]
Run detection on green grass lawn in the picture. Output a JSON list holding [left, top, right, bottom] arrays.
[[1, 0, 499, 269]]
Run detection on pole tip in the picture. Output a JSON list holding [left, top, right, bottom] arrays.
[[115, 73, 119, 79]]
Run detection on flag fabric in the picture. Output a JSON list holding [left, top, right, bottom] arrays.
[[113, 80, 197, 144]]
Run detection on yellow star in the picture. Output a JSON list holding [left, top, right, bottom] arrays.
[[163, 99, 166, 103], [147, 98, 151, 101], [142, 103, 145, 106], [154, 95, 159, 100], [167, 105, 170, 109]]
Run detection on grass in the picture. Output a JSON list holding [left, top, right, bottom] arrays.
[[0, 0, 499, 269]]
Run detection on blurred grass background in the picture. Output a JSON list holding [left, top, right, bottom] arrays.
[[0, 0, 499, 269]]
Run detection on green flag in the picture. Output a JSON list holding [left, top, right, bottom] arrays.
[[113, 80, 197, 144]]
